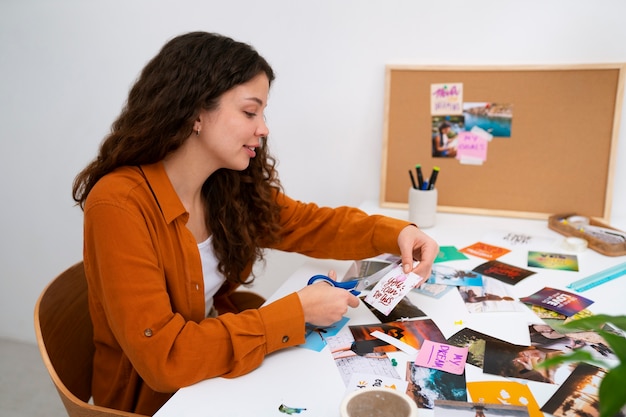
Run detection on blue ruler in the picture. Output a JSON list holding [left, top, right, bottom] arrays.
[[567, 261, 626, 292]]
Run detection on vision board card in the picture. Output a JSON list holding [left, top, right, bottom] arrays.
[[473, 260, 535, 285], [527, 251, 579, 271], [519, 287, 594, 317], [459, 242, 511, 260]]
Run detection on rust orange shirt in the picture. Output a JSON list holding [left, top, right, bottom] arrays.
[[83, 162, 410, 415]]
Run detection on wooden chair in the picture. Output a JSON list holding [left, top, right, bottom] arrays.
[[34, 261, 144, 417]]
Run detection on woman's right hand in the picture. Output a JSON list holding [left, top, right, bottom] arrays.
[[296, 276, 360, 327]]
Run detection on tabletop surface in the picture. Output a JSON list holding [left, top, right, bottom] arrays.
[[154, 205, 626, 417]]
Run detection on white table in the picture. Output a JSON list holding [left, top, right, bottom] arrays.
[[154, 205, 626, 417]]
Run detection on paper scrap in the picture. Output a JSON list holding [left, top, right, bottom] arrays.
[[344, 372, 409, 395], [370, 330, 418, 356]]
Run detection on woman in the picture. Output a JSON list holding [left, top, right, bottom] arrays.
[[72, 31, 438, 415], [432, 121, 457, 157]]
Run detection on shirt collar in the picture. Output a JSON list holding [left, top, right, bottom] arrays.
[[140, 162, 188, 224]]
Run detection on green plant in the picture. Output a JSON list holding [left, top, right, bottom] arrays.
[[538, 314, 626, 417]]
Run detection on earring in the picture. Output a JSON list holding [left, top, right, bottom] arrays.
[[196, 128, 200, 136]]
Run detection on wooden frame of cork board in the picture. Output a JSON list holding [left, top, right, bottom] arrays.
[[380, 64, 625, 221]]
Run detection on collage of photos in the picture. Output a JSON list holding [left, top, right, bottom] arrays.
[[430, 83, 513, 165], [315, 231, 625, 416]]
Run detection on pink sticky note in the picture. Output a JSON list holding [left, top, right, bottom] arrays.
[[414, 340, 468, 375], [455, 131, 488, 162]]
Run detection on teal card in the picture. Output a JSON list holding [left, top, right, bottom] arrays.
[[435, 246, 469, 263]]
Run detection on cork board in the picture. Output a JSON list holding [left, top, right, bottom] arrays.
[[380, 64, 625, 220]]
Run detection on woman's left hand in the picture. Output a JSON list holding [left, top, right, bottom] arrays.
[[397, 225, 439, 286]]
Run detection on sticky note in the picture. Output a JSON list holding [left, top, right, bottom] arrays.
[[414, 340, 468, 375]]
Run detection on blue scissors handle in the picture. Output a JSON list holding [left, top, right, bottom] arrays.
[[307, 275, 361, 296]]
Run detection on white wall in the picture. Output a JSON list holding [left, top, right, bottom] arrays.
[[2, 0, 625, 344]]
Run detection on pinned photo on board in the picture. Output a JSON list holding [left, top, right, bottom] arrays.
[[463, 102, 513, 138], [431, 115, 464, 158]]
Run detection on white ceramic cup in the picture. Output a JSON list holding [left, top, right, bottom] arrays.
[[408, 187, 437, 228], [340, 388, 418, 417]]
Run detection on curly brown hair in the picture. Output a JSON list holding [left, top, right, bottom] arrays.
[[72, 32, 283, 284]]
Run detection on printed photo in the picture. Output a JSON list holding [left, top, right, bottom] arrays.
[[541, 363, 625, 417], [473, 260, 535, 285], [446, 327, 505, 369], [528, 323, 617, 361], [340, 319, 446, 358], [460, 242, 511, 260], [434, 400, 530, 416], [463, 102, 513, 138], [483, 340, 563, 384], [325, 328, 401, 385], [519, 287, 594, 317], [458, 277, 524, 314], [413, 282, 455, 299], [301, 316, 350, 352], [428, 264, 483, 287], [467, 381, 543, 417], [431, 115, 465, 158], [405, 362, 467, 409], [361, 295, 426, 323], [527, 251, 579, 271]]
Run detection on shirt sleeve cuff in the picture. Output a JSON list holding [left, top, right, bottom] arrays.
[[259, 292, 306, 353], [372, 216, 413, 253]]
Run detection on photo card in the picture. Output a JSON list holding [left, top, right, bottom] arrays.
[[361, 295, 426, 323], [541, 363, 620, 417], [413, 282, 455, 299], [459, 242, 511, 260], [458, 277, 524, 313], [301, 316, 350, 352], [428, 264, 483, 287], [519, 287, 594, 317], [483, 339, 563, 384], [528, 323, 618, 361], [347, 318, 446, 357], [434, 400, 530, 416], [405, 362, 467, 409], [435, 246, 469, 263], [473, 260, 535, 285], [466, 381, 542, 417], [527, 251, 579, 271], [446, 327, 506, 369]]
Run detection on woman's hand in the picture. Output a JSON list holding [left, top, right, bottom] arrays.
[[296, 270, 360, 326], [397, 225, 439, 286]]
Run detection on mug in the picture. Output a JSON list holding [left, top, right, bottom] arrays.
[[408, 187, 437, 228], [339, 388, 418, 417]]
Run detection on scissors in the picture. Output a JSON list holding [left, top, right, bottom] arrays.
[[307, 260, 400, 296]]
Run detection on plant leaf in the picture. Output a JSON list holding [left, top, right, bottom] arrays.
[[537, 350, 610, 370], [598, 363, 626, 417], [597, 330, 626, 363], [559, 314, 626, 333]]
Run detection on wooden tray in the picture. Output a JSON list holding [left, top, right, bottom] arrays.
[[548, 213, 626, 256]]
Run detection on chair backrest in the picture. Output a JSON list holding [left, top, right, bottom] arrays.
[[34, 261, 143, 417]]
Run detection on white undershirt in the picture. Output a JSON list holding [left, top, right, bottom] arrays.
[[197, 236, 226, 317]]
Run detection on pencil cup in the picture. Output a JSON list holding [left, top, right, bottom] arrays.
[[408, 187, 437, 228], [340, 388, 418, 417]]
